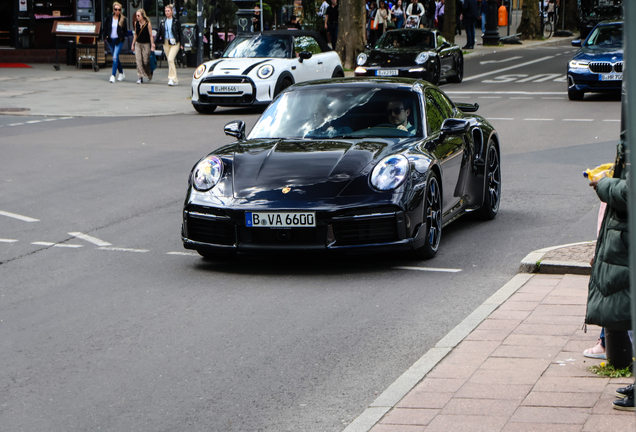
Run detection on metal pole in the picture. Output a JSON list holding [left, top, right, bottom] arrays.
[[260, 0, 263, 31], [197, 0, 203, 65], [624, 0, 636, 391], [561, 0, 565, 30]]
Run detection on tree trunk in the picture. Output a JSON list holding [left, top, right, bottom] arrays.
[[517, 1, 540, 39], [336, 0, 366, 70], [443, 0, 456, 44]]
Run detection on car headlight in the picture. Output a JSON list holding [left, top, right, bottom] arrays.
[[370, 155, 409, 191], [192, 156, 223, 191], [194, 64, 206, 80], [357, 53, 368, 66], [257, 64, 275, 79], [415, 52, 429, 65], [568, 60, 590, 69], [355, 66, 367, 74]]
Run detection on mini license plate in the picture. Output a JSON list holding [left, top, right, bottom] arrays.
[[600, 73, 622, 81], [245, 212, 316, 228], [376, 69, 399, 76], [212, 85, 238, 92]]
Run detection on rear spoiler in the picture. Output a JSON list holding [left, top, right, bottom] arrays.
[[456, 102, 479, 113]]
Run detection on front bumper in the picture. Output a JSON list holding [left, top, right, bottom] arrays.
[[192, 75, 274, 107], [181, 203, 427, 254], [354, 66, 433, 81], [568, 69, 622, 93]]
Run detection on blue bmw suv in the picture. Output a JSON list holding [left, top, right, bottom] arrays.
[[567, 20, 622, 101]]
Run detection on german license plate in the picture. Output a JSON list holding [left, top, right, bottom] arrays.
[[212, 85, 238, 92], [376, 69, 398, 76], [601, 73, 622, 81], [245, 212, 316, 228]]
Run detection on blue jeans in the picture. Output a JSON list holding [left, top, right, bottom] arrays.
[[107, 38, 124, 77], [481, 12, 487, 32], [464, 18, 476, 48], [395, 17, 404, 29]]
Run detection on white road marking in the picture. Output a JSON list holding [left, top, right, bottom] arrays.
[[25, 120, 42, 124], [68, 232, 112, 246], [479, 56, 523, 65], [541, 97, 564, 99], [0, 238, 18, 243], [603, 119, 620, 122], [464, 56, 555, 82], [167, 251, 199, 256], [0, 210, 40, 222], [517, 73, 562, 83], [479, 96, 502, 99], [488, 118, 515, 120], [99, 247, 149, 253], [31, 241, 82, 248], [563, 119, 594, 122], [32, 241, 54, 246], [393, 266, 462, 273], [510, 97, 533, 100], [524, 118, 553, 121]]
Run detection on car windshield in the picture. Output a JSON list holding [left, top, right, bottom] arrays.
[[224, 35, 290, 58], [585, 24, 622, 48], [375, 30, 435, 50], [249, 87, 422, 139], [589, 6, 621, 18]]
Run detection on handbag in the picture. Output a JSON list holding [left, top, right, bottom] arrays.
[[149, 51, 157, 72]]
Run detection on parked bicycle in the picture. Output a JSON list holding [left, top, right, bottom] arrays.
[[541, 8, 552, 39]]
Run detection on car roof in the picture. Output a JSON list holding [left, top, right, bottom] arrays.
[[290, 77, 437, 92], [238, 30, 332, 52]]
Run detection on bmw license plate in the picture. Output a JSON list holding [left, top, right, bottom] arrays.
[[600, 73, 622, 81], [245, 212, 316, 228], [376, 70, 398, 76], [212, 85, 238, 92]]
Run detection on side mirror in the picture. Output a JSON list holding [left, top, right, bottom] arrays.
[[224, 120, 246, 140], [571, 39, 581, 47], [298, 51, 312, 63], [441, 41, 450, 49], [213, 51, 223, 59], [440, 118, 470, 137]]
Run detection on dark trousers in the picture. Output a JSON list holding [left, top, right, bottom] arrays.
[[464, 18, 476, 48], [327, 22, 338, 49]]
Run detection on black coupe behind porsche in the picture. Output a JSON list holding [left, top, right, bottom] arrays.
[[182, 78, 500, 259], [354, 29, 464, 85]]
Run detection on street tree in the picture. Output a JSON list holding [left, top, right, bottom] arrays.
[[442, 0, 456, 44], [554, 0, 580, 32], [336, 0, 366, 70], [517, 0, 540, 39]]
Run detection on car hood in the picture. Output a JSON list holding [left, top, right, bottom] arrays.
[[204, 58, 278, 77], [367, 49, 422, 67], [573, 46, 623, 62], [231, 139, 392, 199]]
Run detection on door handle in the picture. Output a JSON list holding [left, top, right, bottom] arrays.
[[318, 61, 323, 64]]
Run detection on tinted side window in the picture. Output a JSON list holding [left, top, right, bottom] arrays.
[[431, 90, 454, 119], [425, 92, 444, 133], [294, 36, 322, 55]]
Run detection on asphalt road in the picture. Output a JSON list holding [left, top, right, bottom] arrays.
[[0, 40, 621, 431]]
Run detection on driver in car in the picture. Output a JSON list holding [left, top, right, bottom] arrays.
[[386, 99, 415, 132]]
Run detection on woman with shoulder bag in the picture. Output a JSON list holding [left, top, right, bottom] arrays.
[[392, 0, 404, 29], [102, 1, 128, 83], [131, 8, 154, 84], [156, 4, 184, 86]]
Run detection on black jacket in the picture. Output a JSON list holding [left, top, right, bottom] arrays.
[[463, 0, 479, 20], [156, 17, 184, 45], [102, 15, 128, 41]]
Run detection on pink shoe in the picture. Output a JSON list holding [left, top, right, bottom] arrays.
[[583, 339, 606, 359]]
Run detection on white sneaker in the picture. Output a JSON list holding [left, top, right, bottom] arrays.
[[117, 72, 125, 81], [109, 75, 116, 83], [168, 78, 174, 86], [137, 78, 142, 84]]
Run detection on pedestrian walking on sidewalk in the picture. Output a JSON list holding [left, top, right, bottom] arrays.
[[102, 1, 128, 83], [435, 0, 445, 32], [462, 0, 478, 49], [423, 0, 435, 28], [324, 0, 339, 49], [391, 0, 405, 29], [131, 9, 154, 84], [156, 4, 184, 86], [480, 0, 487, 33], [586, 140, 633, 411]]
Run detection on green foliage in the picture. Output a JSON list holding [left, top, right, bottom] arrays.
[[588, 361, 633, 378]]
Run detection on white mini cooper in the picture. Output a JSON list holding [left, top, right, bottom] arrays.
[[191, 30, 344, 114]]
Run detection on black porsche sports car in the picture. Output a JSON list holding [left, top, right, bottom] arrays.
[[354, 29, 464, 85], [182, 78, 500, 259]]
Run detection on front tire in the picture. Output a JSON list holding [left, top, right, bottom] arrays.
[[477, 143, 501, 220], [193, 104, 218, 114], [274, 78, 293, 97], [447, 54, 463, 83], [568, 87, 584, 101], [413, 172, 442, 260], [429, 58, 441, 85]]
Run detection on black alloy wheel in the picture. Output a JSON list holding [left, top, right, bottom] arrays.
[[428, 58, 441, 85], [413, 172, 442, 259], [194, 104, 218, 114], [275, 78, 293, 97], [477, 143, 501, 220], [447, 54, 463, 83]]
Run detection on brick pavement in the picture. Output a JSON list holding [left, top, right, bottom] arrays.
[[353, 273, 634, 432]]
